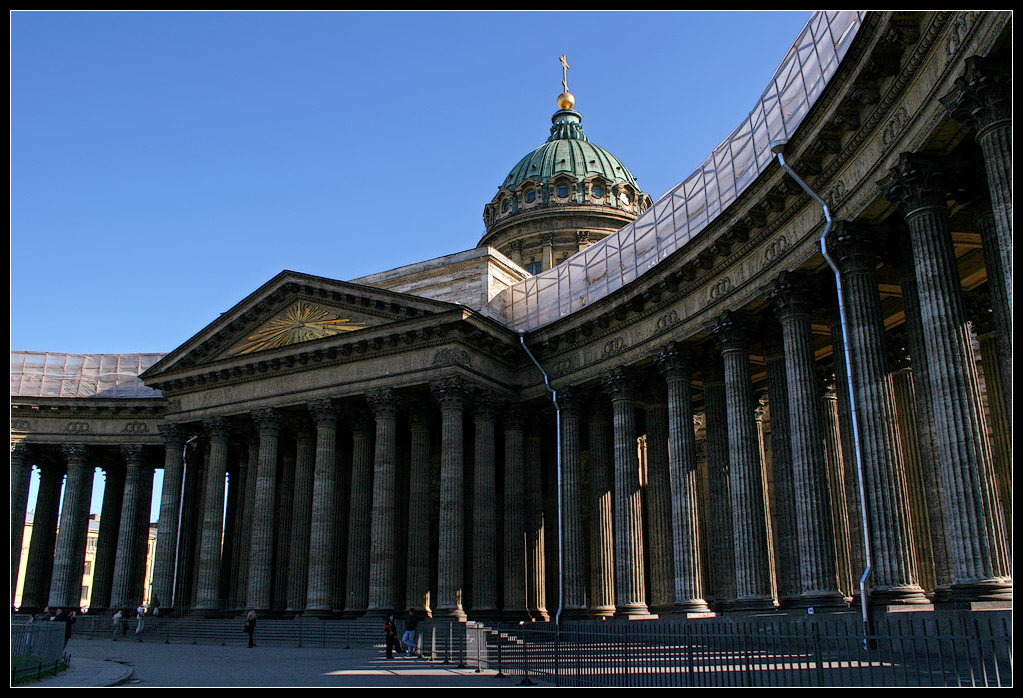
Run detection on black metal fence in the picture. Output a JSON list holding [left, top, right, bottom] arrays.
[[11, 622, 69, 683], [425, 612, 1011, 687]]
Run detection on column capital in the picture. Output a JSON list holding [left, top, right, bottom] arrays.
[[601, 365, 638, 401], [765, 270, 814, 319], [61, 443, 90, 467], [940, 56, 1011, 137], [473, 389, 505, 421], [654, 341, 696, 382], [709, 310, 753, 354], [367, 387, 402, 420], [557, 386, 583, 418], [11, 442, 33, 468], [824, 219, 884, 273], [157, 422, 188, 448], [120, 443, 146, 467], [878, 152, 948, 215], [308, 399, 339, 428], [203, 416, 232, 442], [504, 402, 525, 430], [431, 375, 471, 409], [252, 407, 283, 434]]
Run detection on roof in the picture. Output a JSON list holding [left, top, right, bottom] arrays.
[[10, 351, 166, 398], [500, 107, 640, 190]]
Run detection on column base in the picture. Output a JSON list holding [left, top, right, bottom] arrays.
[[558, 607, 591, 621], [301, 607, 337, 618], [435, 606, 467, 622], [671, 599, 712, 615], [587, 605, 616, 619], [615, 602, 655, 619], [732, 596, 777, 612], [948, 578, 1012, 603], [869, 584, 930, 605], [466, 607, 501, 621], [793, 590, 850, 610]]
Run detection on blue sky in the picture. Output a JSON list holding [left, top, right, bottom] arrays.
[[12, 10, 812, 357], [13, 11, 813, 519]]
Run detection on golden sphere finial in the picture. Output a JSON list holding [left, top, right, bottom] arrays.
[[558, 91, 576, 110]]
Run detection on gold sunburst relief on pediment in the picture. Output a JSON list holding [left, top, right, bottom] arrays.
[[228, 301, 372, 356]]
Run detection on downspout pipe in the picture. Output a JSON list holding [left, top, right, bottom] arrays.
[[771, 141, 872, 631], [518, 330, 564, 633]]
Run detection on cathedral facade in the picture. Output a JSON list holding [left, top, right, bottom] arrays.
[[12, 11, 1012, 619]]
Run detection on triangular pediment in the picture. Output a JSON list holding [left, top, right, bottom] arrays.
[[142, 270, 462, 379], [225, 299, 378, 356]]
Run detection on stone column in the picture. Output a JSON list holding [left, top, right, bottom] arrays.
[[889, 357, 935, 594], [248, 408, 282, 612], [273, 441, 296, 613], [941, 56, 1012, 355], [643, 384, 674, 615], [49, 444, 94, 609], [92, 463, 125, 613], [194, 418, 231, 610], [965, 172, 1012, 424], [287, 426, 316, 613], [223, 456, 243, 609], [406, 412, 432, 615], [587, 403, 616, 618], [825, 301, 866, 596], [152, 424, 187, 611], [503, 404, 528, 618], [890, 246, 952, 597], [880, 156, 1011, 601], [824, 221, 927, 603], [344, 411, 374, 615], [305, 400, 339, 614], [432, 376, 469, 620], [331, 443, 352, 612], [702, 358, 735, 609], [819, 377, 854, 599], [524, 418, 548, 621], [655, 344, 711, 613], [175, 443, 204, 608], [235, 440, 258, 610], [601, 366, 650, 618], [472, 391, 501, 616], [761, 327, 800, 607], [558, 388, 588, 618], [367, 388, 401, 614], [973, 324, 1012, 538], [766, 272, 845, 608], [20, 462, 63, 613], [11, 444, 33, 608], [710, 312, 775, 610]]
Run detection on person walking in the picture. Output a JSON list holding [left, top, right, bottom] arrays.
[[402, 608, 419, 657], [112, 609, 123, 640], [244, 611, 257, 648]]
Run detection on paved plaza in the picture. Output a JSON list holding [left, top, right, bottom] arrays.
[[29, 638, 532, 688]]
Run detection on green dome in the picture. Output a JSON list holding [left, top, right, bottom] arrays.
[[500, 108, 641, 190]]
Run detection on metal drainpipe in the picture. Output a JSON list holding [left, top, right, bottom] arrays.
[[171, 435, 198, 610], [771, 141, 872, 631], [518, 330, 563, 632]]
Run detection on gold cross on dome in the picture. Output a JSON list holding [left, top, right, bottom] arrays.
[[560, 54, 570, 93]]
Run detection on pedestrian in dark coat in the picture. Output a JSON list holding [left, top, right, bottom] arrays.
[[384, 614, 400, 659], [244, 611, 257, 648]]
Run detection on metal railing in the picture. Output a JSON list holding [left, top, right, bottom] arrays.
[[437, 613, 1012, 687], [11, 622, 68, 683]]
